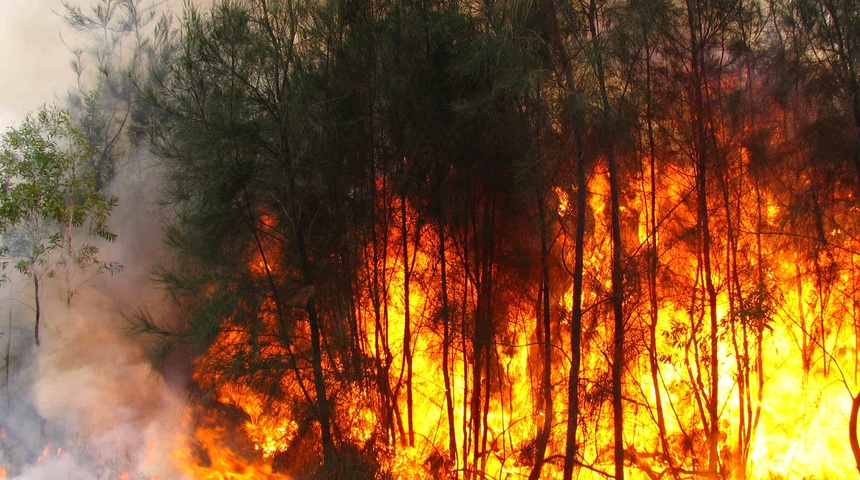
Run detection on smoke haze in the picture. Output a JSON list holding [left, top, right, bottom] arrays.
[[0, 0, 212, 477], [0, 0, 75, 130], [0, 156, 191, 479]]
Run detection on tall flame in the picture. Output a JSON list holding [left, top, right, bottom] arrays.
[[173, 120, 860, 479], [171, 157, 858, 479]]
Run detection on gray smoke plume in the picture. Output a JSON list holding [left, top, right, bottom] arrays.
[[0, 155, 192, 480]]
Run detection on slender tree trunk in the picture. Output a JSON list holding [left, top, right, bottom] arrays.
[[700, 114, 721, 480], [461, 252, 472, 475], [529, 195, 554, 480], [295, 227, 337, 463], [646, 148, 672, 470], [401, 191, 415, 447], [607, 145, 626, 480], [284, 152, 337, 459], [437, 165, 458, 469], [370, 175, 396, 445], [644, 35, 673, 470], [722, 163, 749, 476], [850, 392, 860, 474], [563, 144, 587, 480], [588, 0, 625, 471], [745, 37, 765, 468], [750, 172, 766, 465], [685, 0, 720, 472], [5, 311, 11, 414], [470, 268, 484, 479], [480, 350, 492, 474], [685, 260, 712, 471], [33, 275, 41, 347], [471, 198, 495, 476], [537, 0, 587, 476]]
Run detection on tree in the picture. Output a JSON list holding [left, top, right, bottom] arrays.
[[144, 0, 351, 469], [0, 104, 120, 346], [781, 0, 860, 194], [63, 0, 162, 188]]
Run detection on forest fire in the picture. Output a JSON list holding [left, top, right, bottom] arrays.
[[1, 0, 859, 477], [159, 22, 860, 477], [171, 149, 860, 478]]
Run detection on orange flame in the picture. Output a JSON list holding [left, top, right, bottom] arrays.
[[173, 139, 860, 479]]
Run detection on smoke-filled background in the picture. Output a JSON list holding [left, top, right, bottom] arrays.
[[0, 161, 192, 480], [0, 0, 74, 129], [0, 1, 193, 478]]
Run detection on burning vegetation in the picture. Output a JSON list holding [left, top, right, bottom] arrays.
[[2, 0, 860, 478], [143, 0, 860, 475]]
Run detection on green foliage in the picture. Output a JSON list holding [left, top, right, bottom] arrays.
[[0, 104, 121, 318], [63, 0, 165, 188]]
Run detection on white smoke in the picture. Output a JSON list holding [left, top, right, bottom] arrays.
[[0, 155, 192, 480]]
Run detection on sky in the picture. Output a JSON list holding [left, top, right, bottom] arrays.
[[0, 0, 77, 130]]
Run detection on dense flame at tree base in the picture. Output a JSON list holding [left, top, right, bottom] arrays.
[[128, 0, 860, 477], [175, 169, 860, 479], [0, 0, 857, 472]]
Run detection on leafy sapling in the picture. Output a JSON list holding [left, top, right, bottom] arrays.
[[0, 104, 122, 346]]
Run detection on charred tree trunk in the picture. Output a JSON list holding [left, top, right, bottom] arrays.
[[607, 144, 626, 480], [401, 191, 415, 447], [682, 0, 722, 472], [437, 159, 458, 469], [294, 226, 337, 463], [722, 157, 750, 476], [470, 197, 496, 476], [563, 143, 587, 480], [687, 17, 721, 475], [700, 109, 721, 480], [278, 127, 337, 461], [751, 177, 765, 444], [643, 33, 673, 471], [370, 173, 398, 445], [589, 0, 625, 471], [535, 0, 587, 475], [850, 392, 860, 475], [528, 195, 554, 480], [461, 247, 472, 473]]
